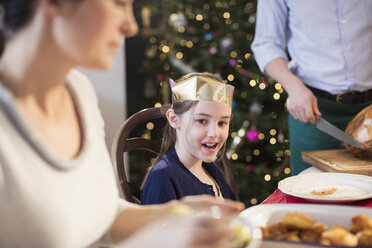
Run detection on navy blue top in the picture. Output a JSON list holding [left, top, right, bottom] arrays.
[[141, 147, 237, 205]]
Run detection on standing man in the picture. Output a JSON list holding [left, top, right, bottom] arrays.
[[251, 0, 372, 175]]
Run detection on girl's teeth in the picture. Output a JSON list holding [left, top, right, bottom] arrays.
[[205, 143, 216, 148]]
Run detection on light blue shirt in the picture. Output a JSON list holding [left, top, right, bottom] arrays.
[[251, 0, 372, 94]]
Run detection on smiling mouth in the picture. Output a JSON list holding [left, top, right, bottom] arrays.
[[202, 143, 218, 150]]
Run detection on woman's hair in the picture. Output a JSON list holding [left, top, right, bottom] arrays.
[[0, 0, 38, 56], [142, 72, 229, 186]]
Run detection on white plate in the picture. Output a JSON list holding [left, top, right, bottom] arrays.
[[239, 203, 372, 248], [278, 173, 372, 203]]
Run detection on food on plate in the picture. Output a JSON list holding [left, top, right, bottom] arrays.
[[170, 204, 193, 215], [300, 222, 327, 243], [310, 187, 337, 195], [351, 214, 372, 233], [351, 214, 372, 246], [260, 212, 372, 247], [280, 212, 316, 230], [261, 222, 288, 239], [229, 219, 252, 248], [273, 230, 301, 242], [344, 105, 372, 158], [321, 225, 358, 247], [356, 228, 372, 246]]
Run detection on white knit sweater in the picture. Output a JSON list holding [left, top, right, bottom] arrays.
[[0, 70, 130, 248]]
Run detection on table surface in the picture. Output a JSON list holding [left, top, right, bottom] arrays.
[[261, 167, 372, 207], [302, 149, 372, 176], [254, 167, 372, 247]]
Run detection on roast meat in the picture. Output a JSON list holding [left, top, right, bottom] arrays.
[[345, 105, 372, 158]]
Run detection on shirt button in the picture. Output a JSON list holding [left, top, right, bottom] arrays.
[[341, 20, 347, 24], [348, 73, 353, 77], [345, 46, 350, 51]]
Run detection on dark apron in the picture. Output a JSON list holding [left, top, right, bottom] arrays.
[[288, 96, 372, 175]]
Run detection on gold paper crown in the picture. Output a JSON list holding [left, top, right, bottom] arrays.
[[171, 75, 234, 106]]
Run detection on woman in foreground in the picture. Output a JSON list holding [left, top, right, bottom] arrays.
[[0, 0, 243, 247]]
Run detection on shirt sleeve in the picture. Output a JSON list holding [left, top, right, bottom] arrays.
[[251, 0, 289, 73], [141, 169, 178, 205]]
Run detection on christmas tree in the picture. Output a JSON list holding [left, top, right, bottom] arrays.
[[130, 0, 290, 206]]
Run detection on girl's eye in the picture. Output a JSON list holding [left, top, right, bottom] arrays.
[[219, 121, 228, 127], [197, 119, 207, 125]]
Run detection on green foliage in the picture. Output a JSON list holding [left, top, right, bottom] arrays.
[[133, 0, 290, 206]]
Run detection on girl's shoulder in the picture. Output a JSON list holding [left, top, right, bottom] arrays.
[[151, 149, 178, 170], [150, 156, 175, 172], [150, 158, 171, 172], [148, 151, 184, 178], [144, 159, 174, 185]]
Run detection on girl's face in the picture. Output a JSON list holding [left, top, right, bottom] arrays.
[[52, 0, 138, 70], [175, 101, 232, 165]]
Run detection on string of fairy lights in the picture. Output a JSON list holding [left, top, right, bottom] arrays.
[[136, 0, 291, 205]]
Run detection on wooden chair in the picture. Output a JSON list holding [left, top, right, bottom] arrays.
[[111, 106, 239, 204]]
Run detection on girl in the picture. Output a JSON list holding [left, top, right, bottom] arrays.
[[142, 73, 237, 204], [0, 1, 244, 247]]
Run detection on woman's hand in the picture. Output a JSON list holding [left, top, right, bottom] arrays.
[[189, 216, 232, 248], [112, 195, 244, 245], [177, 195, 245, 216], [117, 214, 232, 248], [167, 195, 245, 247]]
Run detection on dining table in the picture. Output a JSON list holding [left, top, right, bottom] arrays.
[[240, 166, 372, 248], [261, 167, 372, 208]]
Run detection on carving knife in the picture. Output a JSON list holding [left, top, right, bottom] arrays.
[[315, 116, 363, 148]]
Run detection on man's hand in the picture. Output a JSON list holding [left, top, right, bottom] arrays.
[[264, 58, 322, 124], [286, 83, 321, 124]]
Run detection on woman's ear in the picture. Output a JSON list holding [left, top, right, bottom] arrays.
[[39, 0, 59, 16], [40, 0, 68, 17], [166, 109, 180, 129]]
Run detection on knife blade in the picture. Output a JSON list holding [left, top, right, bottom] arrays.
[[315, 116, 363, 148]]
